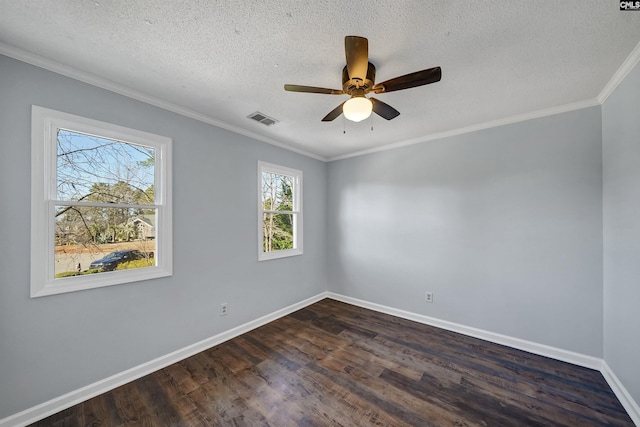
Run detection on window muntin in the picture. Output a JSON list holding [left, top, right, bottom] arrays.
[[258, 162, 302, 261], [31, 106, 172, 297]]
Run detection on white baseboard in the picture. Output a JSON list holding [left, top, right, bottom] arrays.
[[601, 361, 640, 426], [0, 292, 327, 427], [326, 293, 602, 369], [3, 291, 638, 427], [326, 292, 638, 426]]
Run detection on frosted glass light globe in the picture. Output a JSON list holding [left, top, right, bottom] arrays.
[[343, 97, 373, 122]]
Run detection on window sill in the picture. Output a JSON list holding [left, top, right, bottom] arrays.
[[31, 266, 172, 298], [258, 248, 303, 262]]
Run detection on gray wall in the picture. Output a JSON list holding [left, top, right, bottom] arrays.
[[603, 62, 640, 405], [0, 55, 327, 419], [327, 107, 604, 356], [3, 50, 639, 421]]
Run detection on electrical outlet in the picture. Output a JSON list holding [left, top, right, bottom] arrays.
[[425, 292, 434, 303], [220, 303, 228, 316]]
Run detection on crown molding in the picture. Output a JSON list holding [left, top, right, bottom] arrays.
[[0, 42, 327, 162], [598, 40, 640, 104], [327, 98, 601, 162], [2, 39, 639, 164]]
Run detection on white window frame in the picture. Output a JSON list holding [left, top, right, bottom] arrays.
[[31, 106, 172, 297], [258, 161, 303, 261]]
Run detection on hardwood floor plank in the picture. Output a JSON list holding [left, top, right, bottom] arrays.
[[317, 346, 478, 426], [297, 364, 420, 427], [110, 382, 152, 426], [29, 299, 634, 426], [231, 336, 379, 426]]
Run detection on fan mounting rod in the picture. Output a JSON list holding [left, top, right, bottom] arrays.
[[342, 63, 376, 91]]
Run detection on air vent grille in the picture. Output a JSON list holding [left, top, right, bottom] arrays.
[[248, 112, 278, 126]]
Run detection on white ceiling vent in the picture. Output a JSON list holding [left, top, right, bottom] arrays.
[[248, 112, 278, 126]]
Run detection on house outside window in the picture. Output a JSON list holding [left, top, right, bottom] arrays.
[[31, 106, 172, 297], [258, 161, 302, 261]]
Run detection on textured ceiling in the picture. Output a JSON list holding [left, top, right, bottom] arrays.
[[1, 1, 639, 160]]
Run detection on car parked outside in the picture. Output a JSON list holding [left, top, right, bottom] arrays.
[[89, 250, 146, 271]]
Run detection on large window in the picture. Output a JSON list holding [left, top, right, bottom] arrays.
[[31, 106, 172, 297], [258, 162, 302, 261]]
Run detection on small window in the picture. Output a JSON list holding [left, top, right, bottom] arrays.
[[258, 162, 303, 261], [31, 106, 172, 297]]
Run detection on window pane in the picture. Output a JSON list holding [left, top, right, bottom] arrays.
[[57, 130, 155, 204], [54, 205, 156, 278], [262, 212, 294, 252], [261, 172, 294, 211]]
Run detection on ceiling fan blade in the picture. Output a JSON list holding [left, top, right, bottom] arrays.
[[373, 66, 442, 93], [370, 98, 400, 120], [321, 102, 346, 122], [345, 36, 369, 82], [284, 84, 344, 95]]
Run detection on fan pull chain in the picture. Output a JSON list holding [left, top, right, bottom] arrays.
[[343, 116, 346, 134]]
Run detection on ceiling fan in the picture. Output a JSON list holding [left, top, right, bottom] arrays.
[[284, 36, 442, 123]]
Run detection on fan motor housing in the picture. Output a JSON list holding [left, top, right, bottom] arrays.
[[342, 62, 376, 92]]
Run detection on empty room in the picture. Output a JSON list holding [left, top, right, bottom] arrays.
[[1, 1, 639, 426]]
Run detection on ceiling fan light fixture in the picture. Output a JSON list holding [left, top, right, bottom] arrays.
[[343, 96, 373, 122], [284, 36, 441, 122]]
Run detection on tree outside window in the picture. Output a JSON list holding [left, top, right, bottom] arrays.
[[54, 130, 157, 277], [258, 162, 302, 261], [31, 106, 172, 297]]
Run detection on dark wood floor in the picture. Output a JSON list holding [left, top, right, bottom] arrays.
[[31, 298, 633, 426]]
